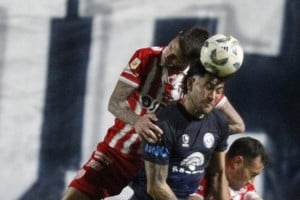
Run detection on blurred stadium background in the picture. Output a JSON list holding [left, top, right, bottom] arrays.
[[0, 0, 299, 199]]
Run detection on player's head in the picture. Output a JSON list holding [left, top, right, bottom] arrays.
[[182, 60, 226, 116], [226, 137, 268, 190], [161, 27, 210, 73]]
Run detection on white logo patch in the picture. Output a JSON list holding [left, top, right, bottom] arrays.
[[203, 132, 215, 149], [182, 134, 190, 147], [180, 152, 205, 171]]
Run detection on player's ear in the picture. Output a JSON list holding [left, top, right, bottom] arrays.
[[232, 155, 243, 169], [186, 76, 194, 91]]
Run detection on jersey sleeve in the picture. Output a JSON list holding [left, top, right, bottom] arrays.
[[118, 49, 144, 88], [118, 47, 162, 88], [143, 119, 174, 165]]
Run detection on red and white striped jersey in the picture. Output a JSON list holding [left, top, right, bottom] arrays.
[[228, 184, 261, 200], [103, 47, 186, 158], [192, 175, 261, 200]]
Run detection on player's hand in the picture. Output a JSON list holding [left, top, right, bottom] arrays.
[[133, 114, 163, 143]]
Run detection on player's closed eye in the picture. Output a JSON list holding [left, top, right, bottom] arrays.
[[216, 87, 224, 95]]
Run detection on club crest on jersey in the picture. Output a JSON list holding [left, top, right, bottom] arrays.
[[203, 132, 215, 149], [182, 134, 190, 147], [130, 57, 141, 69]]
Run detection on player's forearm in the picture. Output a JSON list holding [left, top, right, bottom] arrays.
[[216, 97, 245, 134], [108, 81, 139, 125], [228, 122, 245, 135], [208, 152, 229, 200], [147, 184, 177, 200], [146, 161, 177, 200], [212, 170, 229, 200], [108, 99, 138, 125]]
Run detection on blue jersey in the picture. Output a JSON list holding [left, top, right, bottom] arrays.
[[130, 102, 229, 200]]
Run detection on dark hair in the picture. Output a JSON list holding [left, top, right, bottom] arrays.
[[186, 60, 209, 77], [178, 27, 210, 61], [181, 60, 227, 94], [227, 137, 268, 166]]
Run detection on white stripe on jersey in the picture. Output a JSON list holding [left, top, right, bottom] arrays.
[[121, 134, 140, 154], [109, 123, 133, 148], [108, 101, 143, 152], [119, 76, 139, 88]]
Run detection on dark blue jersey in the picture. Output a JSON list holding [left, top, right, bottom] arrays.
[[131, 102, 229, 200]]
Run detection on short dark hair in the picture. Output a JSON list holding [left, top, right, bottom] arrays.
[[186, 60, 210, 78], [227, 137, 268, 166], [181, 60, 227, 94], [178, 27, 210, 61]]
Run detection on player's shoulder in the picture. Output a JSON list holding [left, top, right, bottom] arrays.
[[207, 109, 229, 133], [128, 46, 164, 72], [156, 102, 180, 119], [209, 109, 228, 123], [134, 46, 164, 56]]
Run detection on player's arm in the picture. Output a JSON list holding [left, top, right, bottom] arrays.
[[145, 160, 177, 200], [206, 151, 229, 200], [216, 96, 245, 134], [108, 80, 163, 143]]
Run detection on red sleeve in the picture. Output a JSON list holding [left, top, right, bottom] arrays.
[[119, 47, 162, 87]]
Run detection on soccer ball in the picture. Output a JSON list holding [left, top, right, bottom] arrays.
[[200, 34, 244, 77]]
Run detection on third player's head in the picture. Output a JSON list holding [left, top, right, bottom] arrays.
[[161, 26, 210, 73], [226, 137, 268, 190]]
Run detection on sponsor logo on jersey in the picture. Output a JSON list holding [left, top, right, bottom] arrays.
[[144, 143, 169, 158], [182, 134, 190, 147], [130, 57, 141, 69], [171, 152, 205, 174], [140, 95, 161, 113], [203, 132, 215, 149]]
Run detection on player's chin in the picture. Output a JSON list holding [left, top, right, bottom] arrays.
[[203, 105, 214, 114], [231, 182, 244, 191]]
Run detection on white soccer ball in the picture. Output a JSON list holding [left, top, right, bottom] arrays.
[[200, 33, 244, 77]]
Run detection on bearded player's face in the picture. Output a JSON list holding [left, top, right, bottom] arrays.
[[162, 37, 190, 73]]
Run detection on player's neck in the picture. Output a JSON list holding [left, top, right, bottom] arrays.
[[181, 98, 205, 119]]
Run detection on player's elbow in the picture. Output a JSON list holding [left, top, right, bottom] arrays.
[[107, 100, 114, 114], [147, 184, 166, 200], [229, 120, 246, 134], [147, 185, 159, 199], [236, 120, 246, 133], [107, 96, 121, 116]]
